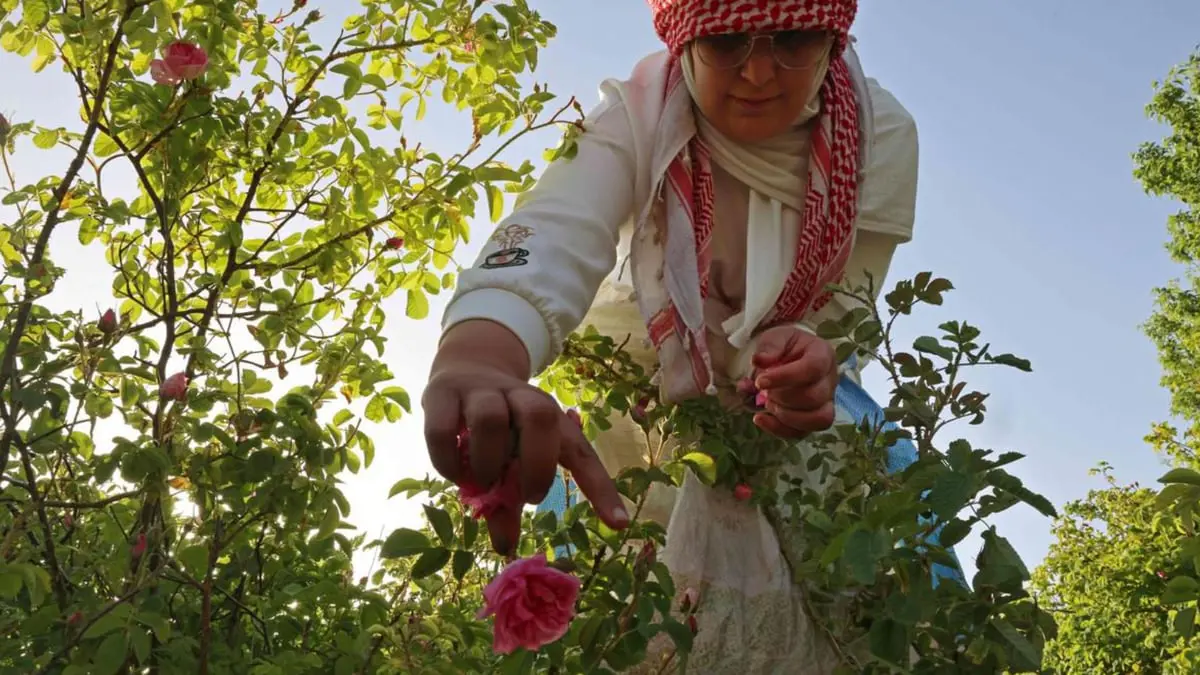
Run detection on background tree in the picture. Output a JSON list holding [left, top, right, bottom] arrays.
[[1030, 467, 1190, 672], [1031, 49, 1200, 675], [0, 0, 580, 671], [1139, 50, 1200, 466]]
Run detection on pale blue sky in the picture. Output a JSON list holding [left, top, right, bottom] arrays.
[[3, 2, 1197, 577]]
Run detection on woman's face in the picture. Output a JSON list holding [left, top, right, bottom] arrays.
[[689, 30, 833, 143]]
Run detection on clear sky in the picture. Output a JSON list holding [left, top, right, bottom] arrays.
[[4, 1, 1199, 578]]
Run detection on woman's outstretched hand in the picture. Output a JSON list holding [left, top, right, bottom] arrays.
[[750, 325, 839, 438], [422, 319, 629, 555]]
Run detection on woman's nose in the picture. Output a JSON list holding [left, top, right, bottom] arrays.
[[739, 40, 777, 87]]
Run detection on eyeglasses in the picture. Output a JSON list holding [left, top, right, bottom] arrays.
[[694, 30, 832, 71]]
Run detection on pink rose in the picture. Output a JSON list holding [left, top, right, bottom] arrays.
[[477, 554, 581, 654], [150, 41, 208, 85], [160, 372, 188, 401], [455, 428, 522, 520], [458, 463, 522, 520]]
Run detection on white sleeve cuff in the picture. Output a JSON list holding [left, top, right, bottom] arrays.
[[441, 288, 552, 378]]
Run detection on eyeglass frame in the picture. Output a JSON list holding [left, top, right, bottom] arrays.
[[692, 30, 834, 71]]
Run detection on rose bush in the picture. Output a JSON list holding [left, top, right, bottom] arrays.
[[0, 0, 1054, 673]]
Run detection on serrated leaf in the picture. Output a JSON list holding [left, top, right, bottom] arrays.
[[452, 550, 474, 580], [410, 547, 451, 579], [380, 528, 430, 558], [423, 505, 455, 546], [1162, 575, 1200, 604], [1160, 468, 1200, 487]]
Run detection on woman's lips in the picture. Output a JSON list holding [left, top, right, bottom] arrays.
[[732, 95, 779, 112]]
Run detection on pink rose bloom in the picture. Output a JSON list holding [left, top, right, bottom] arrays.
[[477, 554, 581, 654], [458, 463, 522, 520], [455, 428, 522, 520], [160, 372, 188, 401], [150, 40, 208, 85]]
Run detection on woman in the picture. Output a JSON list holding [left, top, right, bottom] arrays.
[[423, 0, 963, 670]]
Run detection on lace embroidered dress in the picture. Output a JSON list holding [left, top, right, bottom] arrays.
[[579, 161, 847, 673]]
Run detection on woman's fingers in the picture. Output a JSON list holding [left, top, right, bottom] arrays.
[[505, 388, 562, 503], [422, 385, 464, 483], [558, 415, 629, 529], [462, 389, 511, 487], [753, 412, 808, 439], [763, 400, 836, 433], [485, 504, 522, 556]]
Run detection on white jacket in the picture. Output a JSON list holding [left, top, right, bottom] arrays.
[[442, 47, 918, 379]]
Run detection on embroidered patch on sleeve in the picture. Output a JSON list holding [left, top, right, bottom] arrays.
[[481, 247, 530, 269], [489, 223, 535, 249]]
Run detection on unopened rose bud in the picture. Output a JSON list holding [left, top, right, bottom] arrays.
[[679, 587, 699, 613], [159, 372, 188, 402], [630, 404, 647, 424], [98, 309, 118, 334], [733, 483, 752, 502], [66, 611, 83, 627], [637, 540, 656, 567], [131, 532, 147, 558], [385, 236, 404, 250]]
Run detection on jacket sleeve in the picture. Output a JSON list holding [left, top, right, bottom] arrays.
[[440, 88, 641, 378], [797, 77, 919, 356]]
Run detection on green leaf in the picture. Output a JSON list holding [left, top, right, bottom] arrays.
[[410, 547, 451, 579], [1175, 605, 1197, 638], [314, 505, 339, 541], [32, 128, 57, 149], [927, 470, 973, 519], [843, 528, 891, 585], [381, 386, 411, 412], [1160, 467, 1200, 487], [679, 452, 716, 484], [990, 352, 1032, 372], [934, 518, 972, 549], [485, 184, 504, 222], [406, 288, 429, 319], [91, 631, 129, 675], [452, 550, 475, 580], [989, 617, 1040, 671], [423, 505, 455, 546], [1162, 575, 1200, 604], [868, 618, 910, 666], [177, 543, 209, 575], [380, 528, 430, 558], [912, 335, 954, 360]]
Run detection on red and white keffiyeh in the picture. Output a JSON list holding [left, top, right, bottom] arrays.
[[641, 0, 860, 399]]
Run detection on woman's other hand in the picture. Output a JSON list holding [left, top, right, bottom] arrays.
[[422, 319, 629, 554], [750, 325, 839, 438]]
